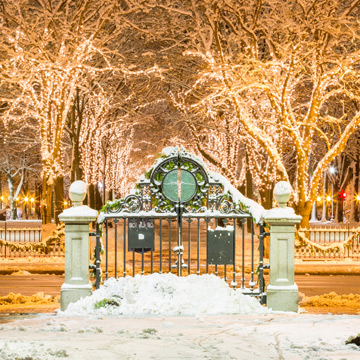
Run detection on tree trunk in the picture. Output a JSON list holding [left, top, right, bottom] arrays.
[[259, 187, 272, 210], [54, 175, 64, 224], [245, 161, 252, 232], [353, 155, 359, 222], [71, 138, 83, 183], [337, 197, 344, 223], [42, 175, 53, 224], [95, 185, 103, 211], [89, 183, 95, 210], [298, 200, 312, 229], [6, 175, 16, 220]]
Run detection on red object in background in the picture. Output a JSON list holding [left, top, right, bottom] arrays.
[[339, 190, 347, 200]]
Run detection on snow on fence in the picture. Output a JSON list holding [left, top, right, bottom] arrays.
[[296, 227, 360, 259]]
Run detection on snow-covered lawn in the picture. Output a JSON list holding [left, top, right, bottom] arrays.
[[0, 274, 359, 359]]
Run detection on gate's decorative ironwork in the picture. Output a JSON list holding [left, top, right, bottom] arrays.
[[95, 147, 266, 303]]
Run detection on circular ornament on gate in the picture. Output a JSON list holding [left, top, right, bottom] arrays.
[[162, 169, 197, 203]]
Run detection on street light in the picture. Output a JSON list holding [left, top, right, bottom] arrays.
[[328, 166, 336, 221], [24, 196, 29, 219], [30, 197, 35, 216]]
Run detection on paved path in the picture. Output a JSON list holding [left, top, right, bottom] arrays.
[[0, 273, 359, 297]]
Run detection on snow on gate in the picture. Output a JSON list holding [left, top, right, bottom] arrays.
[[94, 147, 267, 304]]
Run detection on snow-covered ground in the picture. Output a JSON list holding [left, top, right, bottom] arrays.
[[0, 313, 359, 359], [0, 274, 359, 359]]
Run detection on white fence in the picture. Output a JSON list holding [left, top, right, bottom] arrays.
[[296, 227, 360, 259]]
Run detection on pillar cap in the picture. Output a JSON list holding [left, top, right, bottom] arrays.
[[59, 205, 98, 223], [69, 181, 87, 207], [273, 181, 291, 208]]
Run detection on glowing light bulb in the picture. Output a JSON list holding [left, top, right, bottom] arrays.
[[326, 195, 331, 202], [316, 196, 321, 202], [24, 197, 29, 202]]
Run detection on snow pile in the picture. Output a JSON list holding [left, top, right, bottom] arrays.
[[0, 292, 55, 305], [301, 292, 360, 309], [62, 273, 268, 316]]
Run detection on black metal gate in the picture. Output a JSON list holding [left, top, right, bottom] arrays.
[[94, 148, 266, 303]]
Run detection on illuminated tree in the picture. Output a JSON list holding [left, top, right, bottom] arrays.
[[0, 118, 40, 219], [0, 0, 154, 222], [140, 0, 360, 227]]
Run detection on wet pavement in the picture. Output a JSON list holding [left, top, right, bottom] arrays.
[[0, 273, 359, 297]]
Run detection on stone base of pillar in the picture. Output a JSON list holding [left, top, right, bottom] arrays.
[[60, 283, 92, 311], [266, 284, 298, 312]]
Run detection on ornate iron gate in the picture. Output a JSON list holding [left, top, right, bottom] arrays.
[[94, 148, 266, 303]]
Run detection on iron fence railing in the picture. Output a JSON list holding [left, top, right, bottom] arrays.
[[93, 213, 266, 304]]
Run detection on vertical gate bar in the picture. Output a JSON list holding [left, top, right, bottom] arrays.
[[168, 219, 171, 273], [105, 219, 109, 280], [197, 218, 200, 275], [188, 219, 191, 275], [141, 248, 144, 275], [95, 223, 101, 289], [206, 219, 209, 274], [177, 206, 180, 276], [259, 223, 265, 301], [123, 219, 126, 277], [224, 264, 227, 281], [215, 218, 218, 276], [232, 218, 237, 288], [151, 248, 153, 274], [160, 218, 163, 274], [180, 210, 183, 277], [114, 219, 118, 278], [250, 220, 254, 291], [132, 250, 135, 277], [241, 219, 245, 289]]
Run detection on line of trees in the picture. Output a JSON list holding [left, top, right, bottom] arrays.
[[0, 0, 359, 227]]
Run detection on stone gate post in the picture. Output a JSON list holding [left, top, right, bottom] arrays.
[[264, 181, 302, 312], [59, 181, 98, 311]]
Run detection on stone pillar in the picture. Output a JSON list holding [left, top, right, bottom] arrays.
[[59, 181, 98, 311], [264, 181, 302, 312]]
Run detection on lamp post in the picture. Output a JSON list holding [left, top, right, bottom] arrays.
[[328, 166, 336, 221], [320, 171, 327, 222], [24, 196, 29, 219], [30, 197, 34, 217]]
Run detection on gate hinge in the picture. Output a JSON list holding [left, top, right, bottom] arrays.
[[89, 232, 97, 237], [263, 232, 270, 237], [89, 264, 96, 270], [263, 264, 270, 270]]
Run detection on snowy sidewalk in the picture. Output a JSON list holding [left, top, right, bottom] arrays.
[[0, 313, 360, 359], [0, 274, 360, 359]]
